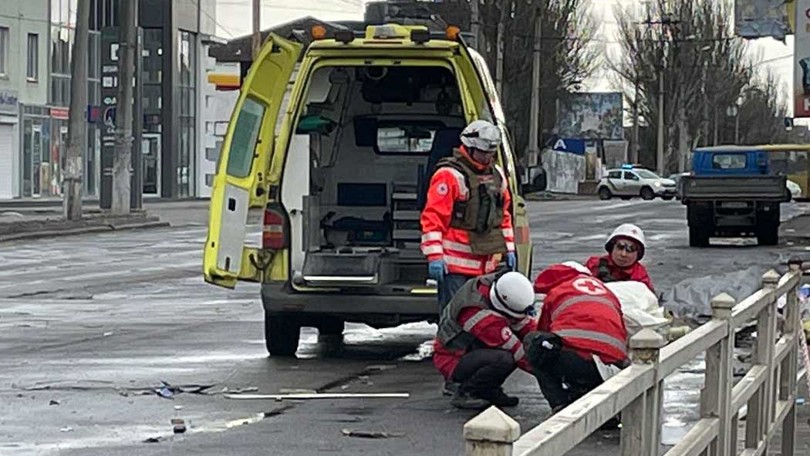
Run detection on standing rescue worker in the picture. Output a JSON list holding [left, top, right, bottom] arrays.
[[585, 223, 655, 293], [528, 262, 629, 416], [421, 120, 516, 310], [433, 271, 538, 410]]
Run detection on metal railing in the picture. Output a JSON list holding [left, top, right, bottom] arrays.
[[463, 260, 808, 456]]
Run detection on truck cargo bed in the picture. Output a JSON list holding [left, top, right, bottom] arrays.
[[680, 175, 790, 202]]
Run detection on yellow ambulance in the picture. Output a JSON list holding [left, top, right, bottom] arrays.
[[203, 23, 533, 355]]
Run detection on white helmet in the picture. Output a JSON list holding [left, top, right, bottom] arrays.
[[460, 120, 501, 152], [606, 223, 646, 260], [489, 272, 536, 319], [562, 261, 592, 276]]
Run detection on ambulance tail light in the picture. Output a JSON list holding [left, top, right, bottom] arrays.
[[263, 203, 289, 250]]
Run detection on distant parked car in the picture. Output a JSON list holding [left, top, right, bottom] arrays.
[[597, 166, 678, 200]]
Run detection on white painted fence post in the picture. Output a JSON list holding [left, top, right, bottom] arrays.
[[744, 270, 779, 450], [621, 328, 666, 456], [464, 406, 521, 456], [703, 293, 735, 456], [781, 260, 803, 455]]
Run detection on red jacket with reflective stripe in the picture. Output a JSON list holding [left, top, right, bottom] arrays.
[[420, 146, 515, 276], [534, 264, 629, 364], [585, 255, 655, 294], [433, 284, 538, 380]]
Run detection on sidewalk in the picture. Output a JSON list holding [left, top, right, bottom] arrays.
[[0, 211, 170, 243]]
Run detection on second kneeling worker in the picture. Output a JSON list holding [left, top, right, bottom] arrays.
[[433, 271, 538, 410]]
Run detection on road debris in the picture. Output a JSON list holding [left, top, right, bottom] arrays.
[[365, 365, 396, 372], [153, 381, 216, 399], [48, 399, 60, 406], [225, 392, 410, 401], [60, 427, 73, 433], [171, 418, 187, 434], [143, 436, 162, 444], [341, 429, 405, 439]]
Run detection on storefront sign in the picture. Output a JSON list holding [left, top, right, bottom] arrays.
[[0, 90, 19, 114], [50, 107, 70, 120]]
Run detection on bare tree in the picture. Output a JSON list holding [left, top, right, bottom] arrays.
[[736, 70, 790, 144], [63, 0, 89, 220], [111, 0, 137, 215], [612, 0, 756, 173], [478, 0, 599, 157]]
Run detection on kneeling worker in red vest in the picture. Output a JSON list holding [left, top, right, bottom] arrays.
[[527, 261, 629, 416], [433, 271, 538, 410]]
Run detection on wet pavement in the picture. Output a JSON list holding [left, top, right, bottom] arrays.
[[1, 198, 809, 455]]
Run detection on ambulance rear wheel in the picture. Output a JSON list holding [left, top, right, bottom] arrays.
[[265, 313, 301, 357]]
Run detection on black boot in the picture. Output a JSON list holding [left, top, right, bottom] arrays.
[[480, 388, 519, 407], [450, 390, 491, 410]]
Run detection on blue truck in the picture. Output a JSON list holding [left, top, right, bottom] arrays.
[[680, 146, 792, 247]]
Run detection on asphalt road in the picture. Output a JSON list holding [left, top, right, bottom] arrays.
[[1, 199, 808, 456]]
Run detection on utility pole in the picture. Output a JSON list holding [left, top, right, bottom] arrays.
[[111, 0, 137, 215], [470, 0, 480, 50], [631, 78, 640, 164], [252, 0, 261, 60], [496, 20, 504, 98], [528, 5, 542, 165], [657, 69, 665, 176], [63, 0, 89, 220]]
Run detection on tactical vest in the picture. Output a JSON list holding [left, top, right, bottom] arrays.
[[436, 151, 507, 255], [436, 273, 498, 351], [596, 258, 621, 283]]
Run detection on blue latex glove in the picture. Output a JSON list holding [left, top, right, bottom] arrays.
[[506, 252, 517, 270], [428, 260, 447, 282]]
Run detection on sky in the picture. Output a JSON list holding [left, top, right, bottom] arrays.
[[213, 0, 798, 115]]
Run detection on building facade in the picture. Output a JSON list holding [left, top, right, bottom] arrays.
[[4, 0, 219, 201], [0, 0, 50, 199]]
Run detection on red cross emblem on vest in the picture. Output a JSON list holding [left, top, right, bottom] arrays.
[[573, 277, 607, 296]]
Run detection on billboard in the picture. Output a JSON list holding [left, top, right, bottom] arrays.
[[796, 0, 810, 118], [556, 93, 624, 140], [735, 0, 793, 40]]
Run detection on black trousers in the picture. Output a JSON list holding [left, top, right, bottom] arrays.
[[451, 348, 516, 396], [534, 349, 604, 410]]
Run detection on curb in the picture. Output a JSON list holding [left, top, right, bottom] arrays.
[[0, 220, 172, 243]]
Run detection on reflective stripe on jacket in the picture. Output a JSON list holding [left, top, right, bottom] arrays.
[[421, 147, 515, 276], [433, 276, 538, 380], [535, 267, 629, 364]]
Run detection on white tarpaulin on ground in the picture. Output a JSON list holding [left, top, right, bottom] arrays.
[[542, 149, 586, 194], [605, 281, 671, 337]]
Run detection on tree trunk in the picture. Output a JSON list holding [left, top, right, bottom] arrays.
[[111, 0, 137, 215], [63, 0, 90, 220], [677, 105, 689, 173]]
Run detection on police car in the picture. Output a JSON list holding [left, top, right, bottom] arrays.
[[597, 164, 677, 201]]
